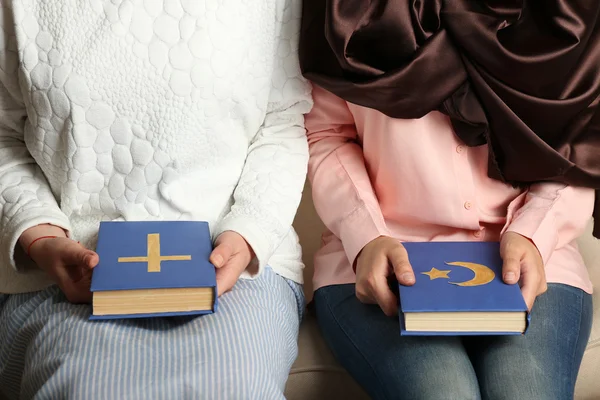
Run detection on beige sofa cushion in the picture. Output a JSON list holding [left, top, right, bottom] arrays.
[[286, 312, 369, 400]]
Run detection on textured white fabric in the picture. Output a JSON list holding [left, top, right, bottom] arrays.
[[0, 0, 313, 294]]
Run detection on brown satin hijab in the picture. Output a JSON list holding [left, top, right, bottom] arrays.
[[299, 0, 600, 238]]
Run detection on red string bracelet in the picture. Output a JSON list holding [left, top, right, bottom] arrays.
[[27, 236, 58, 257]]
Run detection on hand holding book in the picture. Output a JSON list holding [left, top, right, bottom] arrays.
[[210, 231, 256, 297], [355, 236, 415, 317], [355, 233, 542, 335], [20, 224, 99, 304], [500, 232, 547, 311]]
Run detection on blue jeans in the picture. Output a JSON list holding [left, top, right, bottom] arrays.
[[314, 283, 592, 400]]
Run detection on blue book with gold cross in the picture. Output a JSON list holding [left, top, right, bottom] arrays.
[[398, 242, 529, 336], [90, 221, 217, 320]]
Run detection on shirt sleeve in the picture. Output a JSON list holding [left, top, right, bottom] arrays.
[[503, 182, 594, 265], [0, 8, 72, 272], [212, 0, 312, 275], [306, 85, 390, 267]]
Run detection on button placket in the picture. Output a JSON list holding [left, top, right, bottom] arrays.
[[452, 139, 478, 230]]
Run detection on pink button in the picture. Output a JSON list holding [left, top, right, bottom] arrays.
[[456, 145, 464, 154], [464, 201, 472, 210], [473, 230, 483, 238]]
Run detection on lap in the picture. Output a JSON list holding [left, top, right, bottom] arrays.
[[313, 284, 480, 400], [467, 283, 593, 400], [314, 283, 592, 400], [0, 268, 304, 400]]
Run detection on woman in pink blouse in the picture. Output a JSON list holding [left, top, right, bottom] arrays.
[[305, 83, 594, 399], [306, 85, 594, 400], [300, 2, 599, 398]]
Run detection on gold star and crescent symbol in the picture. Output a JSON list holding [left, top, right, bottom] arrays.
[[421, 267, 451, 280], [421, 262, 495, 287], [118, 233, 192, 273]]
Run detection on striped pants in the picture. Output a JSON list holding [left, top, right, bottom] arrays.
[[0, 268, 304, 400]]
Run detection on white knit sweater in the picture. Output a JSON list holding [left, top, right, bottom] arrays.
[[0, 0, 312, 294]]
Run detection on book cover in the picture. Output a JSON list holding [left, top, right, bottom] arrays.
[[90, 220, 217, 320], [398, 241, 529, 336]]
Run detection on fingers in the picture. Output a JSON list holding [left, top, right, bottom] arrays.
[[60, 241, 99, 270], [389, 245, 415, 286], [520, 256, 547, 310], [501, 232, 549, 311], [215, 262, 243, 297], [211, 231, 253, 270], [537, 280, 548, 295], [356, 280, 397, 316], [211, 232, 254, 295], [84, 252, 99, 269], [369, 243, 413, 316], [370, 274, 399, 317], [210, 242, 234, 268], [354, 289, 373, 305], [52, 262, 92, 303], [502, 255, 521, 285], [50, 241, 96, 303], [355, 250, 399, 317], [519, 272, 538, 311], [56, 241, 98, 285], [502, 242, 533, 308], [500, 241, 522, 285], [70, 272, 94, 304], [65, 288, 92, 304]]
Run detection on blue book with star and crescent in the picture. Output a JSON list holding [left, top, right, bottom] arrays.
[[90, 221, 217, 320], [398, 241, 529, 336]]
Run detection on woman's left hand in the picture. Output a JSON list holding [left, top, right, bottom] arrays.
[[500, 231, 547, 310], [209, 231, 255, 297]]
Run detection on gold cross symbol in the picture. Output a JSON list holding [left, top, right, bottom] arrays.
[[118, 233, 192, 273]]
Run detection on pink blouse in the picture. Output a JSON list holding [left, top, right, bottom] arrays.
[[305, 85, 594, 294]]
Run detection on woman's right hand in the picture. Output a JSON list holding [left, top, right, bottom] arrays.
[[355, 236, 415, 316], [20, 225, 99, 304]]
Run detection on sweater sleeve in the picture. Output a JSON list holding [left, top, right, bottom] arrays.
[[0, 9, 71, 273], [212, 0, 312, 275]]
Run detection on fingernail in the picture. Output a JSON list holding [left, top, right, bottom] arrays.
[[401, 273, 415, 283], [212, 255, 223, 267], [504, 272, 516, 282]]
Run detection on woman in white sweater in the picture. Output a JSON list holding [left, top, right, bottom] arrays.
[[0, 0, 311, 398]]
